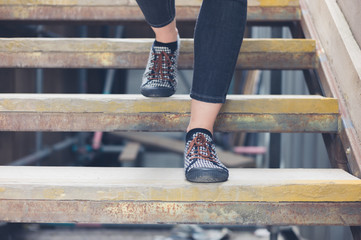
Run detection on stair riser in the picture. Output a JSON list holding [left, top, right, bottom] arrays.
[[0, 4, 300, 22], [1, 200, 360, 225], [0, 112, 338, 132], [0, 94, 338, 132], [0, 38, 317, 69], [0, 52, 317, 69]]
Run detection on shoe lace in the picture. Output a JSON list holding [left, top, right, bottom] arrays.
[[186, 134, 218, 163], [149, 51, 175, 82]]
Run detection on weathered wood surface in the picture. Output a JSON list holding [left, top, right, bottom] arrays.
[[337, 0, 361, 48], [0, 167, 360, 225], [112, 132, 255, 167], [0, 94, 339, 132], [0, 167, 360, 202], [2, 200, 361, 225], [0, 0, 300, 22], [0, 38, 317, 69], [300, 0, 361, 178]]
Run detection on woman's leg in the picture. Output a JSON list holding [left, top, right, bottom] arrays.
[[151, 20, 178, 43], [184, 0, 248, 183], [187, 100, 222, 134], [135, 0, 179, 97], [191, 0, 248, 104]]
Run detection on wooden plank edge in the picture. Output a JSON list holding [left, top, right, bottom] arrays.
[[300, 0, 361, 178], [0, 200, 360, 225]]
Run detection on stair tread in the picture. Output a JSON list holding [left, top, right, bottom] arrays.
[[0, 94, 339, 132], [0, 0, 301, 22], [0, 94, 338, 114], [0, 38, 317, 69], [0, 166, 360, 202], [1, 166, 360, 225]]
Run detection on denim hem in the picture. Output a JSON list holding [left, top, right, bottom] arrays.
[[190, 92, 226, 104], [146, 16, 175, 28]]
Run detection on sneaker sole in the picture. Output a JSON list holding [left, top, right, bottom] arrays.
[[141, 87, 175, 97], [185, 168, 229, 183]]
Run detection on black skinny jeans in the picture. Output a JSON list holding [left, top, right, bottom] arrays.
[[136, 0, 247, 103]]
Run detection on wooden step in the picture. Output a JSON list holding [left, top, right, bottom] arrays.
[[0, 166, 360, 225], [0, 94, 338, 132], [0, 0, 300, 22], [0, 38, 317, 69]]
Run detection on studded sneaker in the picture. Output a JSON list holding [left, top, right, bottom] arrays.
[[184, 128, 229, 183], [140, 37, 179, 97]]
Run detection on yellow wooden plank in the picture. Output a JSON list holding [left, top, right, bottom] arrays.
[[0, 94, 338, 114], [1, 200, 361, 225], [251, 0, 299, 7], [0, 38, 316, 69], [0, 0, 301, 22], [0, 0, 298, 7], [0, 38, 315, 53], [0, 94, 338, 132], [0, 0, 136, 6], [0, 167, 360, 202]]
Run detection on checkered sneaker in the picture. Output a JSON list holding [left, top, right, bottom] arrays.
[[140, 38, 179, 97], [184, 131, 229, 183]]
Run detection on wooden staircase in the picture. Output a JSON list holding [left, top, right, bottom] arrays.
[[0, 0, 360, 239]]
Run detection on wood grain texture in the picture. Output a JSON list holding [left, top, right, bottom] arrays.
[[0, 167, 360, 202], [301, 0, 361, 178], [0, 38, 317, 69], [1, 200, 361, 225], [337, 0, 361, 48], [0, 94, 339, 132], [0, 94, 337, 114], [1, 166, 360, 225], [0, 0, 300, 22]]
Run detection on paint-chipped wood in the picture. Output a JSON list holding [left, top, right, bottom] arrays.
[[0, 0, 300, 22], [0, 167, 360, 202], [0, 94, 338, 132], [1, 200, 361, 225], [1, 166, 360, 226], [0, 38, 317, 69]]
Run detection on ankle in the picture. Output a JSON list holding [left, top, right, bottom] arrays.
[[187, 125, 213, 135], [154, 28, 178, 43]]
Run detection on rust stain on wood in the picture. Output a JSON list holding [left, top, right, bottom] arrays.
[[0, 0, 300, 21], [1, 200, 361, 225], [0, 38, 317, 69]]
